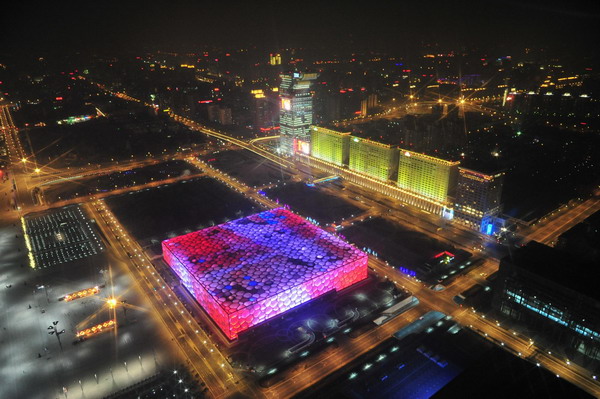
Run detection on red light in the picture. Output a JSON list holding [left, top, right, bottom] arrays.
[[434, 251, 455, 259], [226, 53, 231, 56], [360, 87, 366, 91], [198, 100, 213, 104], [354, 111, 362, 114], [55, 97, 63, 101], [213, 88, 220, 91], [215, 59, 219, 62], [339, 90, 346, 93]]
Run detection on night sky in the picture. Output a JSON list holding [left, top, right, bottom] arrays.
[[1, 1, 599, 55]]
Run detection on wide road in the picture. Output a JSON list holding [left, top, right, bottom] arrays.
[[523, 198, 600, 246]]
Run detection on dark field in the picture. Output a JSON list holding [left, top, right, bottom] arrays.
[[105, 177, 263, 243]]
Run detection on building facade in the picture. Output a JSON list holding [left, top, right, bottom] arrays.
[[396, 150, 459, 203], [454, 168, 504, 234], [349, 136, 398, 181], [279, 72, 318, 154], [310, 126, 350, 166], [493, 241, 600, 365]]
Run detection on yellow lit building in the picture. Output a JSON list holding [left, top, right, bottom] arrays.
[[349, 137, 398, 181], [397, 150, 459, 203], [310, 126, 350, 166]]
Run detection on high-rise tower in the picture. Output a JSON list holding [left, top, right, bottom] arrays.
[[454, 167, 504, 234], [279, 72, 317, 154]]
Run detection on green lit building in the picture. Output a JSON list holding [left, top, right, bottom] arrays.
[[397, 150, 459, 203], [310, 126, 350, 166], [348, 137, 398, 181]]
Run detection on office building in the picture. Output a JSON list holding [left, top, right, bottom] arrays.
[[310, 126, 350, 166], [349, 136, 398, 181], [397, 150, 459, 203], [454, 168, 504, 234], [279, 72, 318, 154]]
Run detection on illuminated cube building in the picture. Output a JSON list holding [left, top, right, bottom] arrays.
[[162, 208, 368, 340], [310, 126, 350, 166]]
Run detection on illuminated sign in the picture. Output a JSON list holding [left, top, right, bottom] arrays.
[[281, 98, 291, 111], [295, 139, 310, 155]]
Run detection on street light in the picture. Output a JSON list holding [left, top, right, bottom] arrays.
[[34, 168, 41, 174], [107, 298, 117, 308], [48, 320, 65, 350]]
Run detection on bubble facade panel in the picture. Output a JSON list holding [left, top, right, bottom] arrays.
[[162, 208, 368, 340]]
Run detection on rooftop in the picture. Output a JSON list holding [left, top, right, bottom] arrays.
[[506, 241, 600, 303]]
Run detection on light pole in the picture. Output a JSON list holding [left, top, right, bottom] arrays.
[[48, 320, 65, 351]]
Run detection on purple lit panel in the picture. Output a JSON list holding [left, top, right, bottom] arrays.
[[162, 208, 368, 339]]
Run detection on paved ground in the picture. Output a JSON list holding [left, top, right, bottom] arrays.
[[0, 209, 180, 399]]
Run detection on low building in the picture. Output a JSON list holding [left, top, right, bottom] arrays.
[[492, 240, 600, 364], [162, 208, 368, 340]]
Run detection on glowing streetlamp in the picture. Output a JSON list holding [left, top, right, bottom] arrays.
[[107, 298, 117, 308], [34, 168, 41, 174]]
